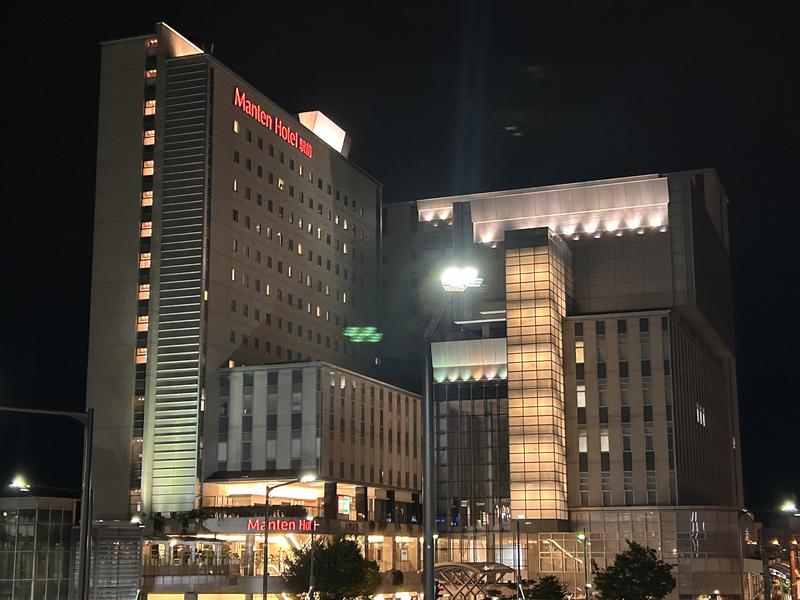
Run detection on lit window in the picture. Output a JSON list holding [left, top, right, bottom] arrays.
[[316, 306, 321, 318], [578, 433, 587, 453], [575, 340, 584, 363], [142, 160, 154, 176], [577, 384, 586, 408], [297, 243, 303, 255], [146, 38, 158, 48], [600, 429, 610, 452], [145, 69, 157, 78], [278, 177, 285, 191], [231, 268, 236, 281], [299, 164, 304, 176], [143, 130, 155, 145], [335, 214, 340, 225], [317, 227, 322, 240], [343, 292, 347, 304], [144, 100, 156, 116], [140, 222, 152, 237], [135, 347, 148, 364], [233, 179, 238, 192], [307, 302, 312, 314], [137, 315, 149, 332], [138, 252, 151, 269], [343, 219, 348, 230], [266, 284, 271, 296], [342, 243, 348, 254], [141, 191, 153, 206], [138, 284, 150, 300], [233, 120, 240, 134]]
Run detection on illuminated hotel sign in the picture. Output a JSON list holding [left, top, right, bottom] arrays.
[[246, 517, 319, 532], [234, 87, 313, 158]]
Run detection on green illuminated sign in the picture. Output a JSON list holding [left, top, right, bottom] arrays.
[[343, 326, 384, 342]]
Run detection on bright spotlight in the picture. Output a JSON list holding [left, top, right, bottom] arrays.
[[441, 267, 482, 292]]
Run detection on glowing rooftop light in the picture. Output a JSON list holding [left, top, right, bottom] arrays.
[[9, 475, 29, 492], [781, 500, 798, 513], [441, 266, 482, 292], [299, 474, 317, 483], [605, 220, 619, 232]]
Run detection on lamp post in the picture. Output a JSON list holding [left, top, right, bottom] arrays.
[[262, 474, 317, 600], [0, 405, 94, 600], [423, 266, 482, 600], [306, 514, 316, 599], [515, 517, 523, 599], [578, 531, 590, 599]]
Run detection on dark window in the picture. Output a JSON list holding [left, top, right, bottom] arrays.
[[662, 317, 669, 331], [617, 320, 627, 334], [645, 451, 656, 470], [577, 407, 586, 425], [599, 407, 608, 424], [641, 360, 652, 377], [601, 452, 610, 471], [597, 363, 607, 379], [579, 453, 588, 472], [623, 452, 633, 471], [664, 359, 671, 375], [619, 361, 629, 378], [639, 318, 649, 332], [574, 322, 583, 337], [643, 405, 653, 422], [596, 321, 605, 336], [621, 406, 631, 423], [576, 363, 585, 380]]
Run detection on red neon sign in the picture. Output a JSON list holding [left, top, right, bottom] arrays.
[[246, 518, 319, 532], [234, 88, 313, 159]]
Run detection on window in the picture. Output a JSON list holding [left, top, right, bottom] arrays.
[[138, 252, 151, 269], [136, 315, 149, 332], [575, 340, 584, 363], [141, 191, 153, 206], [641, 360, 652, 377], [140, 222, 152, 237], [233, 120, 240, 133], [596, 321, 605, 336], [143, 130, 155, 145], [138, 284, 150, 300], [640, 317, 649, 332], [232, 208, 239, 222], [278, 177, 285, 191], [617, 320, 627, 334], [142, 160, 154, 176], [144, 100, 156, 115], [145, 69, 157, 78], [574, 322, 583, 337], [135, 347, 147, 364]]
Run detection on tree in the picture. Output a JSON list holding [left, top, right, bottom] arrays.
[[529, 575, 568, 600], [284, 535, 381, 600], [592, 540, 675, 600], [499, 576, 566, 600]]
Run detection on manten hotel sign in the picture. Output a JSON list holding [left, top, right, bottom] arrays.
[[234, 87, 314, 158]]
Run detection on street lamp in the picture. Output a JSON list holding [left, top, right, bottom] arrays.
[[262, 473, 317, 600], [306, 514, 316, 599], [578, 531, 590, 599], [0, 405, 93, 600], [423, 265, 482, 600]]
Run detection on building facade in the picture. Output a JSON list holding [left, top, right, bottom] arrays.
[[87, 23, 382, 519], [381, 170, 744, 600], [0, 497, 75, 600], [141, 361, 423, 598]]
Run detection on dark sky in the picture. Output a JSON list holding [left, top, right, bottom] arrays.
[[1, 2, 797, 518]]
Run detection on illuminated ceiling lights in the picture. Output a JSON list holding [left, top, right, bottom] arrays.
[[344, 326, 384, 342], [441, 266, 482, 292]]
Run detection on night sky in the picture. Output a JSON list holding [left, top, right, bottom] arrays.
[[1, 2, 797, 519]]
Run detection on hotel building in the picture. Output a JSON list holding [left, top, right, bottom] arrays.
[[381, 170, 745, 600], [88, 23, 382, 520], [87, 23, 423, 600]]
